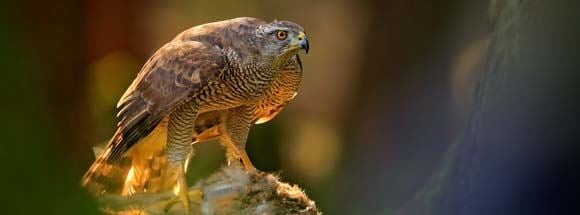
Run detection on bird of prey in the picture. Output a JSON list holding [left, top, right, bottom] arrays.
[[81, 17, 309, 213]]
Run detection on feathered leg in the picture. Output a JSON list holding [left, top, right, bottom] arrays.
[[221, 105, 256, 171], [164, 103, 198, 214]]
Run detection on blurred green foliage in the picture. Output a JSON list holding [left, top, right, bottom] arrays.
[[0, 12, 98, 215]]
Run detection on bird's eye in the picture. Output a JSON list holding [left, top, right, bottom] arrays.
[[276, 31, 287, 40]]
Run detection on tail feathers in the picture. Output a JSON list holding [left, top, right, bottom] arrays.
[[81, 116, 224, 196], [81, 118, 176, 196], [120, 148, 173, 195], [118, 117, 223, 195], [81, 143, 132, 196]]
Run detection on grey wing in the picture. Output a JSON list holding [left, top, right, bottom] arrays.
[[108, 41, 227, 162]]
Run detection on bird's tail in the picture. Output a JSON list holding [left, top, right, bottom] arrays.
[[81, 118, 176, 196], [81, 115, 224, 196], [80, 134, 132, 195]]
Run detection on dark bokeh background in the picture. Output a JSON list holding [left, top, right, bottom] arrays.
[[1, 0, 579, 214]]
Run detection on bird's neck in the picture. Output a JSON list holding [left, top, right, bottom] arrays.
[[225, 48, 295, 78]]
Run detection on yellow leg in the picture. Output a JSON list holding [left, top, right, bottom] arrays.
[[177, 162, 190, 215], [231, 146, 255, 172], [165, 104, 199, 214], [163, 162, 191, 214], [221, 105, 256, 172]]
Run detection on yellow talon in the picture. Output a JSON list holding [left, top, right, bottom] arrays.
[[163, 162, 191, 215], [189, 189, 204, 204]]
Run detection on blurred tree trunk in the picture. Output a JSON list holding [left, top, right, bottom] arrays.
[[341, 0, 475, 213], [20, 0, 93, 172], [401, 0, 580, 214], [21, 0, 150, 174]]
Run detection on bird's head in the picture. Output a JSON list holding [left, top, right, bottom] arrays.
[[254, 20, 309, 64]]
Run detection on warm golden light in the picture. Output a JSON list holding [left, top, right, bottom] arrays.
[[122, 166, 137, 196]]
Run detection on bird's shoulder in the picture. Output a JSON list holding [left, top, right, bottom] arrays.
[[108, 39, 229, 161], [173, 17, 265, 48], [117, 40, 226, 111]]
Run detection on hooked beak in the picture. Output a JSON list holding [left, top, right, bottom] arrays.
[[300, 37, 309, 54], [295, 32, 309, 54], [289, 32, 310, 54]]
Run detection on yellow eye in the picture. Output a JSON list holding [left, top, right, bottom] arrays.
[[276, 31, 287, 40]]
